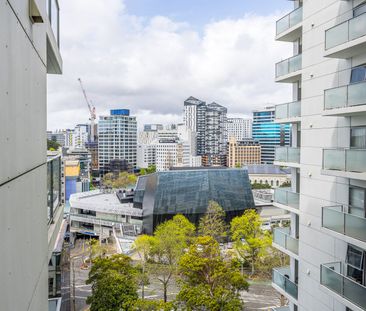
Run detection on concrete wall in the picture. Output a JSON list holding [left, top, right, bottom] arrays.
[[0, 0, 62, 310]]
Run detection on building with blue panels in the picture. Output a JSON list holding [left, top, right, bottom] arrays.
[[252, 106, 290, 164]]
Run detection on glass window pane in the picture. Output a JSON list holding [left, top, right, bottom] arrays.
[[350, 66, 366, 84], [354, 4, 366, 17], [346, 245, 363, 270]]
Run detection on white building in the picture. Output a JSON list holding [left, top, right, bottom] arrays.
[[1, 1, 63, 310], [226, 118, 252, 140], [98, 109, 137, 173], [137, 144, 156, 169], [155, 140, 191, 171], [73, 124, 89, 149], [272, 1, 366, 311]]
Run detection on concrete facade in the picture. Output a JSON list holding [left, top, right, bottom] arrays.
[[0, 0, 62, 310], [272, 1, 366, 311]]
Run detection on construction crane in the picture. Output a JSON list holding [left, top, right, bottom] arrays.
[[78, 78, 96, 142]]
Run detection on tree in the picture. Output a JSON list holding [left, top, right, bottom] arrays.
[[47, 139, 60, 150], [132, 235, 156, 299], [133, 299, 176, 311], [86, 254, 138, 311], [280, 181, 291, 188], [177, 236, 249, 310], [102, 171, 137, 189], [140, 165, 156, 175], [251, 182, 271, 189], [198, 201, 227, 242], [230, 210, 272, 275], [150, 215, 195, 302]]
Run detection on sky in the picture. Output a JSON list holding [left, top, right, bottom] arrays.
[[47, 0, 293, 130]]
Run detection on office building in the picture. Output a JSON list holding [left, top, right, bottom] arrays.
[[155, 139, 191, 171], [85, 141, 99, 171], [144, 124, 163, 132], [272, 1, 366, 311], [137, 144, 156, 169], [47, 130, 66, 147], [134, 168, 255, 234], [227, 137, 261, 168], [98, 109, 137, 173], [184, 97, 228, 166], [1, 1, 63, 310], [226, 118, 252, 140], [252, 106, 290, 164]]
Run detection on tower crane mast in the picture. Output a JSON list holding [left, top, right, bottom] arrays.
[[78, 78, 96, 142]]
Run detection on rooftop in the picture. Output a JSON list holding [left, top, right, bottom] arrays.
[[246, 164, 290, 175]]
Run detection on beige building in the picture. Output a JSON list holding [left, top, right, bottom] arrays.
[[247, 164, 291, 188], [227, 137, 261, 167]]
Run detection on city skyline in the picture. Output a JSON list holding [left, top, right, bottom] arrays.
[[47, 0, 292, 130]]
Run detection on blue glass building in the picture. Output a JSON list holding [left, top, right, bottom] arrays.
[[252, 107, 290, 164]]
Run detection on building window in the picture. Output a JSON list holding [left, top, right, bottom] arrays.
[[351, 127, 366, 149], [350, 65, 366, 84], [276, 180, 279, 187], [349, 186, 366, 217], [354, 3, 366, 17]]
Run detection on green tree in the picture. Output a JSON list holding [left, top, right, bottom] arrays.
[[140, 165, 156, 175], [133, 299, 176, 311], [177, 236, 249, 310], [133, 235, 156, 299], [280, 181, 291, 188], [86, 254, 138, 311], [102, 171, 137, 189], [47, 139, 60, 150], [151, 215, 195, 302], [198, 201, 227, 242], [251, 182, 271, 189], [230, 210, 271, 275]]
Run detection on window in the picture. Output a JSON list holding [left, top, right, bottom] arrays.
[[354, 3, 366, 17], [351, 127, 366, 148], [350, 65, 366, 84], [346, 245, 363, 270], [349, 187, 366, 217]]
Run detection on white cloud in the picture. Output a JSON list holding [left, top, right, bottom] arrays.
[[47, 0, 292, 130]]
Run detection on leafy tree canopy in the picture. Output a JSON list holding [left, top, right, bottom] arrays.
[[198, 201, 227, 242]]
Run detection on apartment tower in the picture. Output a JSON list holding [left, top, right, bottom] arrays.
[[272, 1, 366, 311], [1, 0, 63, 310]]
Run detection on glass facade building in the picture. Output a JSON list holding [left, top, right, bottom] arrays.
[[252, 107, 291, 164], [134, 168, 255, 234]]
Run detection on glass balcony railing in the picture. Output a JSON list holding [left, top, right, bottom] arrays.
[[326, 13, 366, 50], [323, 148, 366, 173], [324, 81, 366, 111], [276, 54, 302, 78], [274, 188, 300, 210], [275, 147, 300, 164], [322, 205, 366, 242], [276, 6, 303, 36], [271, 307, 290, 311], [273, 227, 299, 255], [321, 262, 366, 310], [275, 101, 301, 120], [47, 155, 62, 224], [272, 266, 298, 299]]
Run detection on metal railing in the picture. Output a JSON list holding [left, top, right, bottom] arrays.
[[321, 262, 366, 309], [323, 148, 366, 173], [274, 188, 300, 209], [273, 227, 299, 255], [324, 81, 366, 111], [322, 205, 366, 242], [275, 147, 300, 164], [272, 266, 298, 299], [326, 13, 366, 50], [276, 6, 303, 36], [276, 54, 302, 78], [275, 101, 301, 120]]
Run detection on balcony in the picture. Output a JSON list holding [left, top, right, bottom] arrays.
[[48, 297, 62, 311], [273, 188, 300, 214], [272, 266, 298, 301], [322, 148, 366, 180], [325, 13, 366, 59], [323, 81, 366, 116], [321, 262, 366, 310], [273, 227, 299, 257], [275, 101, 301, 123], [271, 307, 290, 311], [274, 147, 300, 168], [275, 54, 302, 83], [322, 205, 366, 245], [276, 6, 303, 42]]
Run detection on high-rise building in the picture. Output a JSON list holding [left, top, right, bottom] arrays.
[[73, 124, 89, 149], [226, 118, 252, 140], [227, 137, 261, 168], [184, 97, 227, 166], [137, 144, 156, 169], [252, 106, 290, 164], [144, 124, 163, 132], [47, 130, 66, 147], [1, 1, 63, 309], [98, 109, 137, 173], [271, 1, 366, 311]]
